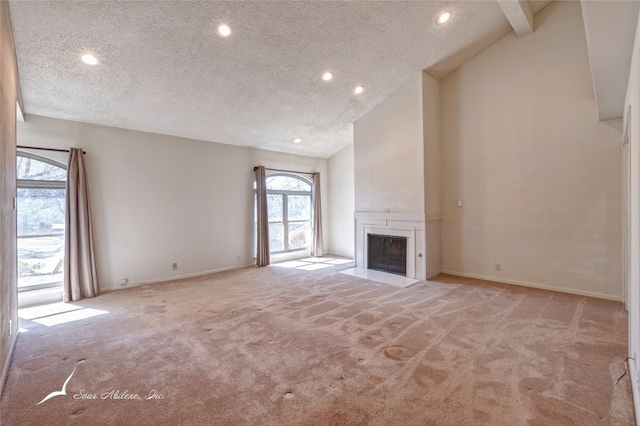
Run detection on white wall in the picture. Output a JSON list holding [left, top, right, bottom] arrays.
[[423, 73, 441, 217], [18, 115, 328, 291], [623, 4, 640, 418], [423, 73, 442, 277], [354, 73, 425, 213], [352, 72, 443, 280], [441, 1, 623, 300], [327, 144, 354, 257], [0, 0, 19, 395]]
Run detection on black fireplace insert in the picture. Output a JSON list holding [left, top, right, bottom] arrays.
[[367, 234, 407, 276]]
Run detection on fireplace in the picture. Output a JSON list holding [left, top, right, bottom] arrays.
[[367, 234, 407, 276], [354, 212, 425, 280]]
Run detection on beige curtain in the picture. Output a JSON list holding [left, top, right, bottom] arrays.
[[64, 148, 99, 302], [311, 172, 324, 257], [255, 166, 270, 266]]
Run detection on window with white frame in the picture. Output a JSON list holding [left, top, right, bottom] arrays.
[[266, 174, 312, 253], [16, 153, 67, 292]]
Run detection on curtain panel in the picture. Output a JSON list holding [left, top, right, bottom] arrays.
[[64, 148, 99, 302], [255, 166, 270, 266]]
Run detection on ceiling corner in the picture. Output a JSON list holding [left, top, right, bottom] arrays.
[[581, 0, 639, 121]]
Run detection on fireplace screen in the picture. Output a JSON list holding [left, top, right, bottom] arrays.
[[367, 234, 407, 276]]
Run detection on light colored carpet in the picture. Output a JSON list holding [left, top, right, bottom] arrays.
[[339, 268, 419, 288], [1, 264, 635, 425]]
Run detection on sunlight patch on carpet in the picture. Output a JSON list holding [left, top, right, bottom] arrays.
[[19, 302, 83, 320], [19, 302, 109, 327], [272, 256, 354, 270], [323, 258, 352, 265], [339, 267, 419, 288], [273, 261, 308, 269], [33, 308, 109, 326], [298, 257, 330, 263], [298, 263, 333, 271]]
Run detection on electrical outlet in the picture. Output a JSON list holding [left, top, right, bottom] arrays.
[[495, 264, 501, 271], [119, 278, 129, 287], [172, 262, 178, 270], [236, 255, 241, 262]]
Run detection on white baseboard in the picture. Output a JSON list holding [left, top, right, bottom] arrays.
[[441, 270, 621, 302], [100, 263, 254, 293], [0, 331, 18, 398]]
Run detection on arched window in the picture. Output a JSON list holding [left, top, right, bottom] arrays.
[[16, 153, 67, 292], [266, 174, 312, 253]]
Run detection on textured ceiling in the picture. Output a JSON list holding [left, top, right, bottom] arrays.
[[10, 1, 552, 159]]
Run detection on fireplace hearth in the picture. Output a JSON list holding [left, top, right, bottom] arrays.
[[367, 234, 407, 276]]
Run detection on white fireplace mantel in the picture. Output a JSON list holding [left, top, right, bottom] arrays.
[[354, 212, 426, 280]]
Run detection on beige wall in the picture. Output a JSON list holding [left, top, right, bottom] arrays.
[[441, 1, 623, 299], [18, 115, 328, 291], [0, 0, 19, 394], [623, 3, 640, 415], [327, 144, 354, 258], [353, 72, 442, 279], [423, 73, 443, 277], [354, 73, 425, 213], [422, 73, 441, 217]]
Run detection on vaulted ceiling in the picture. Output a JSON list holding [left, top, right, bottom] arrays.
[[8, 1, 635, 159]]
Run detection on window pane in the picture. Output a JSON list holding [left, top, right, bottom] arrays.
[[17, 187, 65, 290], [18, 235, 64, 290], [263, 174, 313, 254], [288, 195, 311, 221], [269, 222, 284, 252], [288, 222, 310, 250], [17, 188, 66, 236], [266, 175, 311, 192], [267, 194, 283, 222], [17, 156, 66, 181]]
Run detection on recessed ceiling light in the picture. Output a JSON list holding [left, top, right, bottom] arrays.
[[81, 54, 98, 65], [354, 85, 365, 95], [217, 24, 231, 37], [293, 138, 302, 144], [322, 72, 333, 81], [436, 12, 451, 25]]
